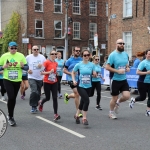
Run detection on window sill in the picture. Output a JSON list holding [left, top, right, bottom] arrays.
[[53, 38, 63, 40], [122, 16, 133, 20], [72, 38, 81, 40], [89, 14, 98, 16], [34, 37, 45, 39], [89, 38, 94, 41], [35, 10, 43, 13], [53, 12, 63, 14], [72, 13, 81, 16]]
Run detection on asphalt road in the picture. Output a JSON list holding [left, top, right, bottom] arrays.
[[0, 85, 149, 150]]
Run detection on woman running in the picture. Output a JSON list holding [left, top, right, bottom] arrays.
[[129, 49, 150, 116], [55, 51, 64, 98], [90, 55, 105, 110], [38, 50, 60, 121], [72, 49, 96, 125]]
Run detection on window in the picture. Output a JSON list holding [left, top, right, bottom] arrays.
[[89, 23, 97, 39], [123, 0, 132, 17], [106, 2, 108, 16], [123, 32, 132, 58], [72, 0, 80, 14], [54, 21, 62, 38], [35, 20, 44, 38], [73, 22, 80, 39], [89, 0, 97, 15], [35, 0, 43, 12], [54, 0, 62, 13], [106, 24, 108, 41]]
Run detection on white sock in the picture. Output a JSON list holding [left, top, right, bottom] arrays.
[[109, 111, 114, 114], [116, 98, 120, 104]]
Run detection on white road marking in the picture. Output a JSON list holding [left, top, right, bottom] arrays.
[[36, 116, 86, 138], [0, 100, 7, 104]]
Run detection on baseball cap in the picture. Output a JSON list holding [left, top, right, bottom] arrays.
[[9, 41, 18, 47]]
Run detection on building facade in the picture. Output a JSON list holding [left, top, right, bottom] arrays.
[[27, 0, 108, 61], [108, 0, 150, 59]]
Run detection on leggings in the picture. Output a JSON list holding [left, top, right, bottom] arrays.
[[41, 82, 58, 114], [135, 81, 150, 107], [3, 79, 21, 118], [57, 76, 62, 94], [90, 81, 101, 106], [77, 86, 91, 111], [0, 79, 6, 96]]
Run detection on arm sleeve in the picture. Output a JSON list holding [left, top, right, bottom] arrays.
[[73, 63, 79, 72], [107, 54, 113, 66], [137, 61, 144, 71]]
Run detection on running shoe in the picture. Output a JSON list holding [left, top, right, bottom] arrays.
[[74, 115, 80, 124], [1, 96, 5, 101], [54, 114, 61, 121], [129, 97, 135, 109], [58, 94, 63, 99], [114, 103, 119, 114], [82, 119, 89, 125], [38, 100, 43, 112], [78, 113, 83, 118], [30, 107, 38, 113], [21, 95, 25, 100], [145, 110, 150, 116], [95, 105, 102, 110], [64, 93, 69, 104], [109, 112, 117, 119], [7, 116, 16, 126]]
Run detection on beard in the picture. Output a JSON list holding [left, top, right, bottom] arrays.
[[117, 46, 124, 52], [74, 54, 80, 57]]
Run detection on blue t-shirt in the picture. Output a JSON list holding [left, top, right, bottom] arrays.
[[65, 56, 82, 81], [107, 50, 128, 81], [55, 58, 64, 76], [132, 58, 140, 68], [92, 63, 102, 82], [138, 59, 150, 83], [73, 61, 96, 88]]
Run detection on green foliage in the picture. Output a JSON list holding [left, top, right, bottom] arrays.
[[2, 12, 21, 53]]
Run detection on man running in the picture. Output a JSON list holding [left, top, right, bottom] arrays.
[[26, 45, 46, 113], [63, 46, 82, 117], [105, 39, 130, 119]]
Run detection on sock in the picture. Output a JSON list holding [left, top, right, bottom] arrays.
[[116, 98, 120, 104], [109, 111, 114, 114]]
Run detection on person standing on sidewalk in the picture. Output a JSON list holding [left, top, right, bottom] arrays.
[[55, 51, 64, 98], [129, 49, 150, 116], [26, 45, 46, 113], [105, 39, 130, 119], [0, 41, 28, 126], [38, 49, 60, 121]]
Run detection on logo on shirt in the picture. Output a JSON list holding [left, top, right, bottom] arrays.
[[8, 58, 18, 67]]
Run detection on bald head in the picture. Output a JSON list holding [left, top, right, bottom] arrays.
[[116, 39, 124, 44]]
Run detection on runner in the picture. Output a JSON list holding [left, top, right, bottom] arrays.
[[38, 49, 60, 121], [129, 49, 150, 116], [26, 45, 46, 113], [55, 51, 64, 98], [90, 55, 105, 110], [0, 41, 28, 126], [0, 70, 6, 101], [63, 46, 82, 117], [20, 69, 29, 100], [105, 39, 130, 119], [72, 49, 96, 125]]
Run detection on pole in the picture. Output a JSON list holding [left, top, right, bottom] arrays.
[[64, 0, 69, 61]]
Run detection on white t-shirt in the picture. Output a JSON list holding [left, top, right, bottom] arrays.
[[26, 54, 46, 80]]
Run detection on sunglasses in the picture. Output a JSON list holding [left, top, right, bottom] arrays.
[[50, 53, 57, 55], [33, 49, 39, 51], [75, 50, 81, 52], [83, 54, 90, 57], [95, 59, 99, 61], [117, 43, 125, 45], [10, 47, 17, 50]]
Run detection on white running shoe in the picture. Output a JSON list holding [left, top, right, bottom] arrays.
[[109, 112, 117, 119], [114, 103, 119, 114], [129, 97, 135, 109], [145, 110, 150, 116], [1, 96, 5, 101]]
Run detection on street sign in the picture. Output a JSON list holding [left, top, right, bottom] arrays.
[[94, 34, 98, 47], [111, 14, 116, 19], [22, 38, 29, 43]]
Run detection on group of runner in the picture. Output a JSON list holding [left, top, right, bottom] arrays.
[[0, 39, 150, 127]]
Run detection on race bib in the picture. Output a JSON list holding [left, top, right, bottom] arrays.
[[48, 73, 56, 82], [8, 71, 18, 80], [81, 75, 91, 84], [97, 72, 101, 78], [57, 67, 61, 72], [22, 70, 27, 76]]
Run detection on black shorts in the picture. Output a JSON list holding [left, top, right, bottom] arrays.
[[111, 80, 129, 96], [68, 81, 77, 89], [22, 76, 28, 81]]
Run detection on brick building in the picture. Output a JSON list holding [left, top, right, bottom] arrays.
[[27, 0, 108, 61], [108, 0, 150, 59]]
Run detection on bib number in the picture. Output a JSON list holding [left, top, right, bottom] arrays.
[[81, 75, 91, 84], [48, 73, 56, 82], [8, 71, 18, 80], [97, 72, 101, 78], [22, 70, 27, 76], [57, 67, 61, 72]]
